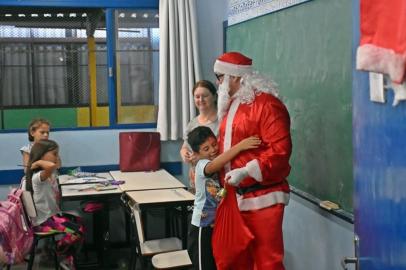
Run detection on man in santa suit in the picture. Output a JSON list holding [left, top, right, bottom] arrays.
[[214, 51, 292, 270]]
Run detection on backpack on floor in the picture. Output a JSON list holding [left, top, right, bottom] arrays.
[[0, 188, 34, 265]]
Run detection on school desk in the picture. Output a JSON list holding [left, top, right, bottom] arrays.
[[61, 170, 190, 268], [60, 184, 122, 198], [114, 170, 192, 252], [110, 169, 186, 191], [123, 188, 195, 249], [60, 176, 123, 270]]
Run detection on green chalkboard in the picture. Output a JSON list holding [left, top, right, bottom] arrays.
[[227, 0, 353, 212]]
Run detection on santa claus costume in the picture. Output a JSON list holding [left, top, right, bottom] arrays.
[[214, 52, 292, 270]]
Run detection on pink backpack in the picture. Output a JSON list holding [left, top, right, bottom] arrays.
[[0, 188, 34, 265]]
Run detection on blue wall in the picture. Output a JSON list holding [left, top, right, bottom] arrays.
[[352, 0, 406, 268]]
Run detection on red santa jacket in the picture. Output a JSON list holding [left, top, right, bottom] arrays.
[[218, 92, 292, 211]]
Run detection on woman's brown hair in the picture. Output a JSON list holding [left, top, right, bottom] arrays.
[[192, 80, 217, 97]]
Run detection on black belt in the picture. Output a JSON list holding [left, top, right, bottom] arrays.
[[236, 183, 269, 195]]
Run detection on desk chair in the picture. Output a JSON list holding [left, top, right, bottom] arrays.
[[1, 264, 11, 270], [21, 191, 63, 270], [127, 202, 182, 270], [151, 250, 192, 269]]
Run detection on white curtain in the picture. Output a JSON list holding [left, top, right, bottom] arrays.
[[157, 0, 202, 141]]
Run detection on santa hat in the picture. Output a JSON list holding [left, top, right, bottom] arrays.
[[214, 52, 253, 77]]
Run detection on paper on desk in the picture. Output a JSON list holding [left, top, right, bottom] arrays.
[[63, 177, 109, 184], [65, 184, 99, 191], [65, 183, 118, 192]]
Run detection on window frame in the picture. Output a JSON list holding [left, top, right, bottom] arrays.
[[0, 0, 157, 9], [0, 0, 159, 131]]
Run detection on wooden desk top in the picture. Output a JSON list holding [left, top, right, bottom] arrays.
[[126, 188, 194, 205], [110, 169, 186, 191]]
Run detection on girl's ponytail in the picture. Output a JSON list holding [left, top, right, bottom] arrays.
[[25, 139, 59, 193]]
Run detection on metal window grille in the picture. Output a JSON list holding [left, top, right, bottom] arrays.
[[0, 7, 158, 128]]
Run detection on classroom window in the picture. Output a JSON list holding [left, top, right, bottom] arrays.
[[0, 8, 158, 130], [115, 9, 159, 125]]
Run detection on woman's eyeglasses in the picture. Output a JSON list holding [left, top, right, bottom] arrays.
[[215, 73, 224, 81]]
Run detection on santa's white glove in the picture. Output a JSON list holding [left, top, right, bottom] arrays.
[[225, 167, 248, 187]]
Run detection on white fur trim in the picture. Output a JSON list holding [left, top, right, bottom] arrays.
[[217, 75, 231, 122], [246, 159, 263, 182], [223, 99, 240, 173], [357, 44, 406, 83], [214, 60, 252, 77], [237, 191, 290, 211]]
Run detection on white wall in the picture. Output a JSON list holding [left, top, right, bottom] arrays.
[[284, 194, 355, 270], [196, 0, 229, 81]]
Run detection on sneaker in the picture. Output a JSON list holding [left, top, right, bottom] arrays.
[[59, 261, 71, 270], [59, 256, 76, 270]]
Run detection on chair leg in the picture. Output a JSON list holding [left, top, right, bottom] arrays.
[[51, 236, 59, 270], [173, 208, 182, 238], [128, 230, 137, 270], [136, 254, 147, 270], [26, 237, 38, 270], [165, 209, 170, 238], [128, 214, 139, 270], [129, 251, 135, 270]]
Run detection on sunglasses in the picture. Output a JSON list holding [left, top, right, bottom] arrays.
[[215, 73, 224, 81]]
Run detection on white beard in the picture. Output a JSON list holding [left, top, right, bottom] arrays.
[[217, 72, 280, 122], [217, 75, 231, 122]]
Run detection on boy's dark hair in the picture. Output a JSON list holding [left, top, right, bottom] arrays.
[[25, 139, 59, 193], [28, 118, 50, 142], [187, 126, 216, 153]]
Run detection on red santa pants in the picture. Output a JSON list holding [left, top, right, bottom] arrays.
[[231, 204, 285, 270]]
